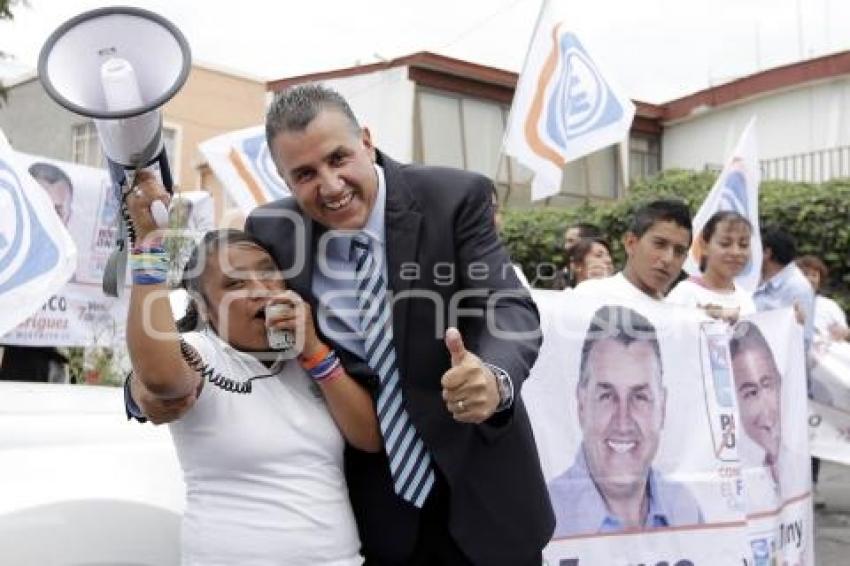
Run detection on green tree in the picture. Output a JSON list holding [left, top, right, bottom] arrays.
[[503, 170, 850, 312], [0, 0, 24, 105]]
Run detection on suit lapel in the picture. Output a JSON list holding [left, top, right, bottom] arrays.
[[294, 217, 318, 301], [381, 153, 421, 376]]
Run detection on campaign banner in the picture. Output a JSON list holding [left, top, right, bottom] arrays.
[[0, 131, 76, 337], [732, 309, 812, 566], [525, 291, 813, 565], [198, 126, 289, 214], [809, 400, 850, 466], [1, 154, 129, 347], [808, 340, 850, 466]]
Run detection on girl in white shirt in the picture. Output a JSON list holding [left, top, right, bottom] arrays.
[[667, 210, 756, 322], [126, 177, 381, 566]]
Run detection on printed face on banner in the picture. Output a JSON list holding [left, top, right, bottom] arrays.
[[29, 162, 74, 227], [578, 338, 666, 506], [524, 292, 812, 565], [730, 322, 783, 482], [2, 153, 129, 348]]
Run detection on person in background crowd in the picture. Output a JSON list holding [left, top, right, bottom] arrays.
[[753, 227, 815, 346], [752, 227, 820, 507], [575, 200, 692, 304], [667, 210, 756, 323], [796, 255, 849, 342], [567, 236, 614, 287], [556, 222, 603, 289]]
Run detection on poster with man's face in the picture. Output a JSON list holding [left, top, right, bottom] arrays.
[[730, 309, 812, 566], [523, 291, 812, 565], [1, 153, 129, 347]]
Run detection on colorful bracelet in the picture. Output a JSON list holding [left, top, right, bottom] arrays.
[[298, 344, 331, 371], [317, 364, 344, 385], [130, 246, 169, 285], [302, 348, 342, 383]]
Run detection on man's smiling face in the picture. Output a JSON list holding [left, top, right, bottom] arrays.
[[270, 108, 378, 231]]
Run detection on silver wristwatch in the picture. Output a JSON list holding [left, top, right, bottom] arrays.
[[485, 363, 514, 412]]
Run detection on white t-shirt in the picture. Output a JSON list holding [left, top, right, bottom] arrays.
[[169, 329, 362, 566], [815, 295, 848, 338], [573, 272, 659, 306], [666, 277, 756, 319]]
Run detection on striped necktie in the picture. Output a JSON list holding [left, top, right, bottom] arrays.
[[351, 233, 435, 507]]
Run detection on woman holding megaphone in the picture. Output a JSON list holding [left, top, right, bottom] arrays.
[[124, 172, 379, 565]]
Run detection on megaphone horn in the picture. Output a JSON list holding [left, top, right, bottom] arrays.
[[38, 6, 192, 296]]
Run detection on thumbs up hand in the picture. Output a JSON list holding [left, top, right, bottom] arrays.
[[440, 327, 501, 423]]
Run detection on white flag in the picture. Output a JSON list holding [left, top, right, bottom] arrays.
[[199, 125, 290, 214], [685, 117, 762, 292], [0, 129, 76, 337], [504, 0, 635, 200]]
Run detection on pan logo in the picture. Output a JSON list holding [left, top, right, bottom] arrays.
[[718, 159, 750, 216], [0, 158, 60, 293], [542, 31, 625, 151], [240, 134, 290, 199]]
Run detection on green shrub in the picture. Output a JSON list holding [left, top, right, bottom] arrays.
[[502, 169, 850, 312]]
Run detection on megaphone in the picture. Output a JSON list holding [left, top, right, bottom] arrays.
[[38, 6, 191, 296]]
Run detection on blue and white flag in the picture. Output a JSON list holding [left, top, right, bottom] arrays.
[[0, 130, 76, 337], [504, 0, 636, 200], [685, 117, 762, 292], [199, 125, 290, 214]]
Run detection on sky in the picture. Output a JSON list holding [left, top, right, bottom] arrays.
[[1, 0, 848, 104]]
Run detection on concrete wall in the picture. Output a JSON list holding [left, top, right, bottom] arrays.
[[662, 76, 850, 170], [0, 76, 80, 161], [162, 65, 267, 191]]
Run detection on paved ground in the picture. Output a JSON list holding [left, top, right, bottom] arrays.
[[815, 461, 850, 565]]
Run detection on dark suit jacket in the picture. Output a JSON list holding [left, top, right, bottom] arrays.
[[245, 151, 554, 565]]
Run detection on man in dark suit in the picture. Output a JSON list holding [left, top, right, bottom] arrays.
[[250, 84, 552, 565]]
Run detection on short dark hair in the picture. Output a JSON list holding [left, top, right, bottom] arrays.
[[177, 229, 277, 332], [265, 84, 360, 147], [730, 320, 780, 380], [796, 255, 828, 281], [28, 162, 73, 195], [761, 226, 796, 266], [628, 199, 692, 242], [567, 222, 602, 239], [578, 305, 662, 389]]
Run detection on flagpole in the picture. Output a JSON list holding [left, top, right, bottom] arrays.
[[495, 0, 549, 203]]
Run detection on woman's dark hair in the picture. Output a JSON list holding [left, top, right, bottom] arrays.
[[698, 210, 752, 271], [176, 229, 273, 332], [568, 237, 612, 286], [796, 255, 828, 286]]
